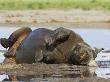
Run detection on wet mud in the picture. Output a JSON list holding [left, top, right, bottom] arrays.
[[0, 63, 109, 82]]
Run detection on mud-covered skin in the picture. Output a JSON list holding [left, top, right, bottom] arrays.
[[44, 27, 84, 64], [44, 28, 96, 66], [70, 42, 95, 65]]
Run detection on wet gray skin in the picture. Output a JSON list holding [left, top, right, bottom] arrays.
[[15, 28, 54, 64], [15, 27, 70, 64]]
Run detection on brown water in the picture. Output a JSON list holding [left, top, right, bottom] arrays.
[[0, 24, 110, 81]]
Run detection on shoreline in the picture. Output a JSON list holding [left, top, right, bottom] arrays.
[[0, 9, 110, 26], [0, 22, 110, 28]]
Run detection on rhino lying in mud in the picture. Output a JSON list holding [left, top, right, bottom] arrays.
[[0, 27, 102, 66]]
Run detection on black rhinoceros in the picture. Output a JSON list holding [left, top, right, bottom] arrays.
[[0, 27, 101, 66]]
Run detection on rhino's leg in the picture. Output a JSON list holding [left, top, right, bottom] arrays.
[[0, 38, 10, 48], [4, 27, 32, 58], [0, 27, 32, 48], [4, 34, 29, 57], [35, 50, 44, 63], [7, 27, 32, 47], [44, 28, 70, 49], [45, 27, 71, 45], [3, 33, 31, 64], [54, 27, 70, 42], [8, 75, 18, 82]]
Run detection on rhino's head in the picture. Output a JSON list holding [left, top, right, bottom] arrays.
[[70, 43, 104, 66]]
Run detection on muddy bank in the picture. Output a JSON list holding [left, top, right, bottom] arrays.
[[0, 9, 110, 25], [0, 64, 92, 76], [0, 63, 109, 82], [0, 64, 96, 80]]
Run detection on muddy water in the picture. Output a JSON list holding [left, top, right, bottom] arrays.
[[0, 24, 110, 81]]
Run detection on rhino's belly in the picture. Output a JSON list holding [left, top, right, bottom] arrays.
[[16, 44, 36, 64], [16, 28, 54, 64]]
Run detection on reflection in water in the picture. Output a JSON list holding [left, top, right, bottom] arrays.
[[0, 65, 97, 81], [0, 52, 5, 63], [0, 66, 109, 81], [96, 68, 110, 79], [0, 74, 9, 81]]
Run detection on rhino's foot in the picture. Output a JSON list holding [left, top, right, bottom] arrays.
[[0, 38, 10, 48]]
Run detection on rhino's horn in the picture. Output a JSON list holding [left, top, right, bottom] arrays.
[[94, 47, 104, 55]]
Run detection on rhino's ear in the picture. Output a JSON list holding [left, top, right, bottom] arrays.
[[55, 30, 70, 42], [94, 47, 104, 54], [93, 47, 104, 58]]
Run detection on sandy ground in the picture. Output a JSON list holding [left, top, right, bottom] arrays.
[[0, 9, 110, 25]]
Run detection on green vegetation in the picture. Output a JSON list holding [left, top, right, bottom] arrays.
[[0, 0, 110, 10]]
